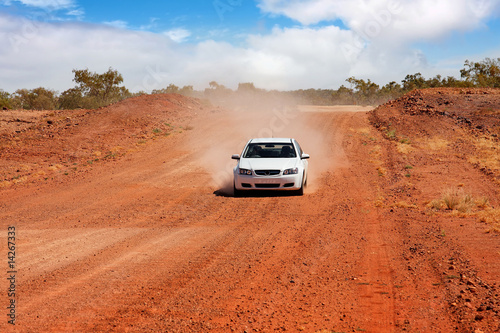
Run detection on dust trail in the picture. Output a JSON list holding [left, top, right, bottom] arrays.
[[186, 99, 359, 194]]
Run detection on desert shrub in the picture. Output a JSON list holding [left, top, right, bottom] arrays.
[[0, 89, 12, 109], [475, 196, 490, 209], [441, 188, 475, 212], [12, 87, 57, 110], [58, 88, 85, 109], [478, 209, 500, 233], [429, 188, 492, 216]]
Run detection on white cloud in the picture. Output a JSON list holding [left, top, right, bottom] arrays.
[[139, 17, 160, 31], [257, 0, 345, 25], [6, 0, 75, 9], [242, 25, 427, 89], [104, 20, 128, 29], [66, 8, 84, 17], [163, 28, 191, 43], [257, 0, 500, 42], [0, 14, 183, 92]]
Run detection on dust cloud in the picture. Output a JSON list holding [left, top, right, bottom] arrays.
[[187, 96, 351, 195]]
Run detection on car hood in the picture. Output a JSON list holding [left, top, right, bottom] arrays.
[[239, 158, 299, 171]]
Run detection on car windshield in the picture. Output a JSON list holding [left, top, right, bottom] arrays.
[[243, 143, 297, 158]]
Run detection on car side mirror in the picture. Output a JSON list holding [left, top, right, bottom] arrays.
[[301, 153, 310, 159], [231, 154, 241, 160]]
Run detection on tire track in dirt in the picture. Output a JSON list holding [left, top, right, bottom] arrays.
[[19, 225, 231, 330], [328, 111, 398, 332], [355, 209, 397, 331], [0, 137, 201, 228]]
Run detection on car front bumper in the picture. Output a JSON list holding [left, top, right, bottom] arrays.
[[234, 173, 303, 191]]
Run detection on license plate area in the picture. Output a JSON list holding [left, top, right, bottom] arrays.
[[255, 179, 279, 184]]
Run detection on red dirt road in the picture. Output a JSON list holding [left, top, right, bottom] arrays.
[[1, 92, 499, 332]]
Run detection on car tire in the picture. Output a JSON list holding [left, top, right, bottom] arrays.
[[233, 182, 242, 197], [296, 185, 304, 196], [296, 172, 305, 196]]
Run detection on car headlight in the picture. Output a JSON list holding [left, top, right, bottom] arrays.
[[283, 167, 299, 175], [239, 168, 252, 175]]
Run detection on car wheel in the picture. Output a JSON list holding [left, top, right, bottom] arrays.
[[233, 182, 242, 197], [296, 185, 304, 196], [296, 172, 305, 196]]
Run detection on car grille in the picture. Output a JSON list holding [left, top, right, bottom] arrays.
[[255, 184, 280, 188], [255, 170, 280, 176]]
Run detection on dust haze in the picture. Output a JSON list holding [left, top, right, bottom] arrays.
[[186, 94, 363, 195]]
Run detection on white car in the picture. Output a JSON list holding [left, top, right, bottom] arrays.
[[232, 138, 309, 196]]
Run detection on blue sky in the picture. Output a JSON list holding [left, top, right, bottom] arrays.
[[1, 0, 499, 93]]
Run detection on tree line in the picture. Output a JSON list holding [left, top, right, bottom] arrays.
[[0, 58, 499, 110], [0, 68, 131, 110]]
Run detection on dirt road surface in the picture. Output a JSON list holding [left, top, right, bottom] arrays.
[[1, 91, 499, 332]]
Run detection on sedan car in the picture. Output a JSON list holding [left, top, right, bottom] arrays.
[[232, 138, 309, 196]]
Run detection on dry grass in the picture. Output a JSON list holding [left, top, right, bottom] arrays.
[[374, 195, 385, 208], [442, 187, 475, 212], [110, 146, 124, 153], [428, 187, 499, 232], [368, 145, 387, 177], [428, 187, 477, 213], [370, 145, 382, 159], [0, 180, 11, 188], [475, 196, 490, 209], [47, 164, 64, 171], [357, 127, 372, 135], [478, 209, 500, 233], [468, 136, 500, 176], [396, 142, 416, 154], [12, 176, 28, 184], [419, 137, 450, 151]]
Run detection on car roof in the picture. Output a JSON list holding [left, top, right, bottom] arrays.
[[249, 138, 293, 144]]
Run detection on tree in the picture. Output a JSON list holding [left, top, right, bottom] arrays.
[[208, 81, 220, 89], [12, 87, 57, 110], [58, 88, 84, 109], [346, 77, 380, 104], [204, 81, 231, 99], [379, 81, 403, 102], [426, 74, 443, 88], [152, 84, 180, 94], [331, 85, 354, 105], [237, 82, 257, 92], [179, 85, 194, 96], [0, 89, 12, 109], [460, 58, 500, 88], [402, 73, 427, 91], [444, 76, 472, 88], [68, 67, 131, 108]]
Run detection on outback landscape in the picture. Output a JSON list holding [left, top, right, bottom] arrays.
[[1, 87, 500, 332]]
